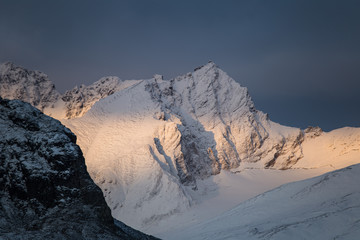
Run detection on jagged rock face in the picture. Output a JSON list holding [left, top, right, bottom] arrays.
[[62, 76, 123, 119], [0, 62, 138, 120], [0, 97, 155, 239], [304, 126, 323, 138], [145, 62, 304, 181], [0, 62, 61, 111]]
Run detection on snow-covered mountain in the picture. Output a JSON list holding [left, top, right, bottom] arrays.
[[63, 62, 360, 234], [0, 97, 155, 239], [169, 163, 360, 240], [1, 61, 359, 237]]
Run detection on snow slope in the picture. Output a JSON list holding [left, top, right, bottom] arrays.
[[64, 62, 360, 234], [293, 127, 360, 169], [64, 79, 192, 230], [169, 163, 360, 240], [151, 127, 360, 236]]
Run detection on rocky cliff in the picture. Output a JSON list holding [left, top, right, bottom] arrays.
[[0, 97, 155, 239]]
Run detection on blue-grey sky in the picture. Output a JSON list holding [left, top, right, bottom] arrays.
[[1, 0, 359, 131]]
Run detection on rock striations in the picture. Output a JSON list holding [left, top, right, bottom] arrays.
[[0, 97, 155, 239], [61, 76, 120, 119]]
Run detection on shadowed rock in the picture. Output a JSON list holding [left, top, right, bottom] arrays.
[[0, 97, 157, 240]]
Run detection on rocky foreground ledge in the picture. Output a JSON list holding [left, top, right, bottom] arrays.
[[0, 97, 157, 239]]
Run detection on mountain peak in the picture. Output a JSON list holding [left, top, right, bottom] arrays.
[[193, 61, 217, 72], [0, 62, 60, 111], [0, 61, 49, 79], [153, 74, 164, 81], [0, 61, 37, 73], [0, 61, 15, 67], [0, 61, 17, 73]]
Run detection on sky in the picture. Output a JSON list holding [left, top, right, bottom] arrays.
[[0, 0, 359, 131]]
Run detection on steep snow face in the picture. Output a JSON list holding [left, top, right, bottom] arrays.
[[65, 80, 192, 230], [171, 163, 360, 240], [0, 62, 61, 111], [0, 97, 155, 239]]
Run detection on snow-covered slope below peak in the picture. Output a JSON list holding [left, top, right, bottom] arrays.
[[172, 163, 360, 240], [61, 76, 141, 119], [64, 80, 192, 230], [0, 62, 61, 111]]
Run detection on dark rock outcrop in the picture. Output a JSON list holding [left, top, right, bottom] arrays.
[[0, 97, 156, 239]]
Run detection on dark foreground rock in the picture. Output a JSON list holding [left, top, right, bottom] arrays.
[[0, 97, 157, 239]]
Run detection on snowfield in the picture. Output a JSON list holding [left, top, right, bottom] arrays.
[[167, 163, 360, 240]]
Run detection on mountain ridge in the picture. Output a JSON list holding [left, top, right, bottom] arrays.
[[0, 61, 141, 119]]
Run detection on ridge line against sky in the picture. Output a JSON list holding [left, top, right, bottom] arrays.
[[0, 0, 359, 131]]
